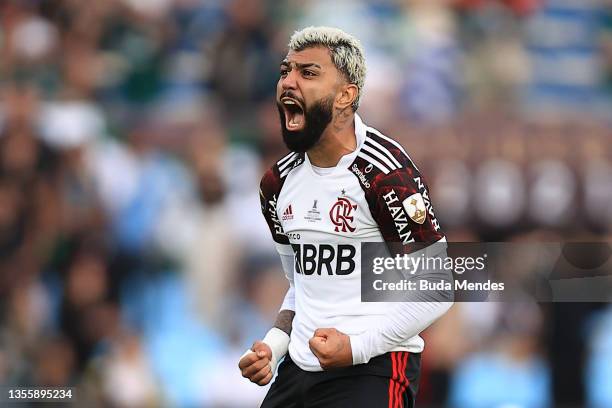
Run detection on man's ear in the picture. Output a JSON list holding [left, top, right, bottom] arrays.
[[335, 84, 358, 110]]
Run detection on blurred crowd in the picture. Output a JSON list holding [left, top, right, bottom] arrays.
[[1, 0, 612, 407]]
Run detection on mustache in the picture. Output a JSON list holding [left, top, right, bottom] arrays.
[[279, 91, 304, 106]]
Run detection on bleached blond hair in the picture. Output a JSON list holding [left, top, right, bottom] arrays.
[[288, 26, 366, 111]]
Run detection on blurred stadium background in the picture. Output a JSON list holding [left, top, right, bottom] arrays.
[[1, 0, 612, 407]]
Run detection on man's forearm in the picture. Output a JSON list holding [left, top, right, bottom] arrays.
[[260, 309, 294, 368], [350, 245, 453, 365], [274, 309, 295, 336], [350, 301, 452, 365]]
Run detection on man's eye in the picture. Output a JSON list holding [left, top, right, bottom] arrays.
[[280, 69, 289, 77], [303, 70, 315, 77]]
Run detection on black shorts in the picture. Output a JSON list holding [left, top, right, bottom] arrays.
[[261, 351, 421, 408]]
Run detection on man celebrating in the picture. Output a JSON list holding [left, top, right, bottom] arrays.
[[239, 26, 452, 407]]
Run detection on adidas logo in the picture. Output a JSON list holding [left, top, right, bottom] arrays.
[[282, 204, 294, 221]]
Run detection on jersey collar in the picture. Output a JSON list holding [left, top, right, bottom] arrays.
[[354, 113, 367, 148]]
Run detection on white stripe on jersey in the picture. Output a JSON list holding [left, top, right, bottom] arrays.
[[280, 167, 293, 178], [278, 152, 298, 171], [357, 151, 390, 174], [367, 127, 420, 171], [280, 156, 302, 178], [361, 143, 398, 171], [364, 137, 402, 169]]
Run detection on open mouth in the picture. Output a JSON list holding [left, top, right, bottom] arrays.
[[281, 97, 305, 131]]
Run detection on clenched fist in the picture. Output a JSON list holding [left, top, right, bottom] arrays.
[[238, 341, 274, 385], [308, 328, 353, 369]]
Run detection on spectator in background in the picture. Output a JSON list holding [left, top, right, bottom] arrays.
[[449, 302, 551, 408]]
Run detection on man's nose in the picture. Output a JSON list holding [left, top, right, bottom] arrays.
[[281, 70, 298, 91]]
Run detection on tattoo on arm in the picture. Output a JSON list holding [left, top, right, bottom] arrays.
[[274, 309, 295, 336]]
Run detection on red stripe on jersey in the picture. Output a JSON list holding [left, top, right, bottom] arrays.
[[399, 352, 409, 407], [395, 352, 402, 408], [398, 352, 412, 407], [389, 352, 397, 408], [396, 352, 402, 408]]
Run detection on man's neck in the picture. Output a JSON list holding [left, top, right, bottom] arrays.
[[307, 111, 356, 168]]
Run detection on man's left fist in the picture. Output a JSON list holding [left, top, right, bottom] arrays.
[[308, 328, 353, 369]]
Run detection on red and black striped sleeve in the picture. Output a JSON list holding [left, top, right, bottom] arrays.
[[259, 166, 290, 246], [353, 131, 444, 253]]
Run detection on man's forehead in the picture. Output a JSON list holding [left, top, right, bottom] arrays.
[[282, 46, 333, 66]]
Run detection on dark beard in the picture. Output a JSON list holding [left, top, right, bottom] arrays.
[[277, 96, 334, 153]]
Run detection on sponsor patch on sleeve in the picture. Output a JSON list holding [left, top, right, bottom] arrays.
[[402, 193, 427, 225]]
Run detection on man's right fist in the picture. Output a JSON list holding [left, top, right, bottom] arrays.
[[238, 341, 274, 386]]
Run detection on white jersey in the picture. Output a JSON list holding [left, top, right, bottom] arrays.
[[259, 114, 445, 371]]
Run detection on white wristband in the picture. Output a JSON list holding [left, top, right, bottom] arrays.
[[262, 327, 290, 374], [241, 328, 290, 376]]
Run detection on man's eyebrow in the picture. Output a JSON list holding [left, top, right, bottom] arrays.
[[280, 60, 322, 69], [296, 62, 321, 69]]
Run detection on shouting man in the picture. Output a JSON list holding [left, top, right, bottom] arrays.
[[239, 26, 453, 407]]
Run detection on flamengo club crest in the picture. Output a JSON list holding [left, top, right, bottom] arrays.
[[329, 197, 357, 232]]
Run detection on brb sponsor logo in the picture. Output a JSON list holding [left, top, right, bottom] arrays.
[[329, 197, 357, 232], [291, 243, 356, 275]]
